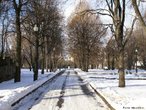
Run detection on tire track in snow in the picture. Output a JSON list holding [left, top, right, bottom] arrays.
[[13, 70, 66, 110], [56, 71, 69, 108], [29, 70, 70, 110]]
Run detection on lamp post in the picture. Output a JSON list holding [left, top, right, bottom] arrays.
[[135, 49, 138, 73], [33, 24, 39, 81], [52, 47, 56, 71]]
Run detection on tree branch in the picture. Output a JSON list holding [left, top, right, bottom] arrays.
[[132, 0, 146, 30]]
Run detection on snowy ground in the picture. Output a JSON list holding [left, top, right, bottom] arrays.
[[0, 69, 59, 110], [30, 70, 109, 110], [76, 69, 146, 110], [1, 68, 145, 110], [0, 69, 110, 110]]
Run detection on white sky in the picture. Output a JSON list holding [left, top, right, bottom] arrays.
[[59, 0, 79, 21], [59, 0, 146, 44], [60, 0, 146, 28]]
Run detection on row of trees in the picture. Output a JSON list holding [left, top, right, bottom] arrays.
[[102, 0, 146, 87], [0, 0, 64, 82], [67, 0, 146, 87], [67, 2, 107, 72], [1, 0, 146, 87], [105, 22, 146, 71]]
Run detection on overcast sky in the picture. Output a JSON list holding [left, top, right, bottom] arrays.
[[60, 0, 146, 29]]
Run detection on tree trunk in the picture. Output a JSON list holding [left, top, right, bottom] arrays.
[[14, 3, 21, 82], [41, 47, 45, 74], [46, 55, 48, 72], [118, 48, 125, 87], [86, 50, 90, 72], [82, 53, 86, 71], [30, 46, 33, 71], [49, 53, 53, 72], [116, 26, 125, 87], [33, 32, 39, 81], [45, 37, 49, 72], [111, 54, 115, 70], [1, 26, 4, 59], [107, 53, 110, 70]]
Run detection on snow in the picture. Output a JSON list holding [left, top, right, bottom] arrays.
[[76, 69, 146, 110], [0, 69, 60, 110], [29, 71, 68, 110], [1, 68, 146, 110], [30, 70, 109, 110]]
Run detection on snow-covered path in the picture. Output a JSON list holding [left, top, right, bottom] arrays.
[[29, 70, 109, 110]]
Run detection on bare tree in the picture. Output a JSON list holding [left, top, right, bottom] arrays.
[[21, 0, 63, 80], [85, 0, 136, 87], [105, 38, 117, 70], [132, 0, 146, 30], [125, 36, 136, 70], [13, 0, 28, 82], [131, 2, 146, 69], [0, 2, 10, 59], [0, 0, 63, 82], [132, 26, 146, 69], [68, 1, 106, 71]]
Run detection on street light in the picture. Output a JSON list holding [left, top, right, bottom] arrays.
[[33, 24, 38, 32], [33, 24, 39, 81], [135, 49, 138, 73]]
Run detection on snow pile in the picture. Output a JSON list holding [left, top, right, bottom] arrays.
[[0, 69, 60, 110], [76, 69, 146, 110]]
